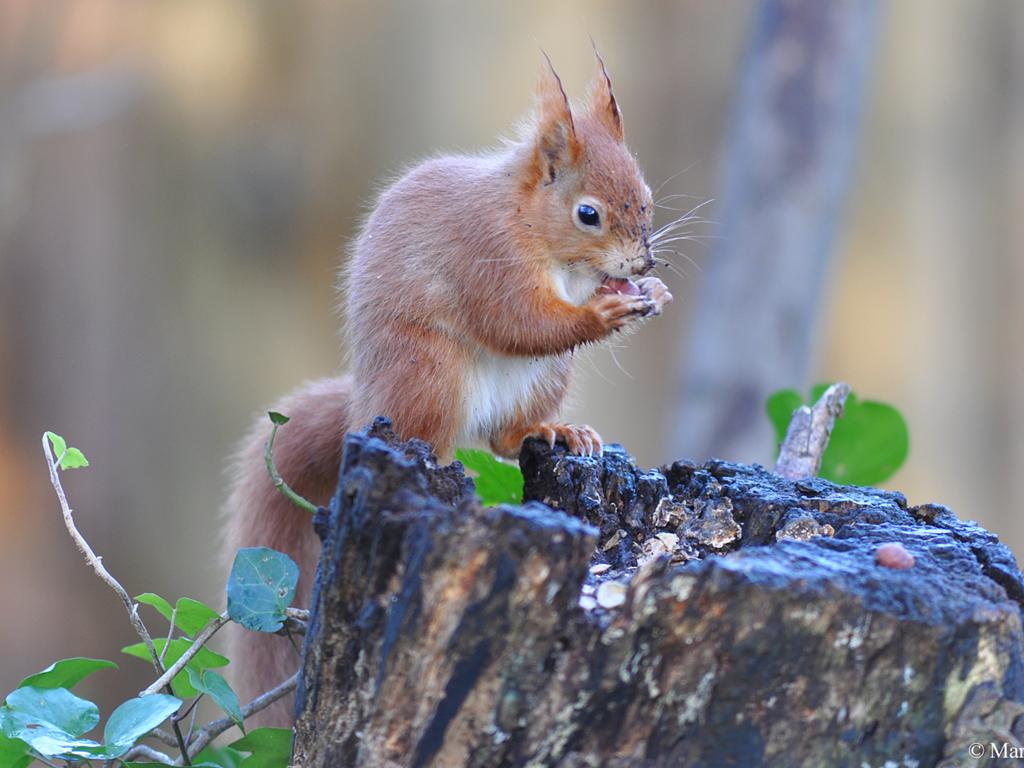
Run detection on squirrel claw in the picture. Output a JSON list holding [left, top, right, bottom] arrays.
[[636, 276, 672, 317], [527, 422, 604, 457]]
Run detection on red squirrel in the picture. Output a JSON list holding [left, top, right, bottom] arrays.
[[225, 53, 672, 725]]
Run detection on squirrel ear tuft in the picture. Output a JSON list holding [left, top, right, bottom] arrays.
[[533, 52, 580, 183], [587, 44, 624, 142]]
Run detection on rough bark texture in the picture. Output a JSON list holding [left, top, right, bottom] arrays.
[[293, 419, 1024, 767]]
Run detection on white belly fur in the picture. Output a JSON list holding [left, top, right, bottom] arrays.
[[457, 265, 596, 447], [459, 352, 556, 447]]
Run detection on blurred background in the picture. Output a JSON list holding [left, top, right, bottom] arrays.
[[1, 0, 1022, 715]]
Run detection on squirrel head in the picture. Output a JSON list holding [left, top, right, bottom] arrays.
[[517, 51, 654, 282]]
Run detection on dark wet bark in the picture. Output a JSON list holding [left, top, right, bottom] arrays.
[[293, 419, 1024, 768]]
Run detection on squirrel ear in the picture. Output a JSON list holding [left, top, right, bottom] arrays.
[[587, 44, 624, 142], [533, 53, 580, 183]]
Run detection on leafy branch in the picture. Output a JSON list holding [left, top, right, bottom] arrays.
[[0, 432, 303, 768]]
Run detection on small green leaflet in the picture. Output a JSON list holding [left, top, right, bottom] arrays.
[[268, 411, 290, 426], [766, 384, 910, 486], [455, 448, 523, 506], [121, 639, 228, 698], [227, 548, 299, 633], [136, 593, 221, 637], [44, 431, 89, 470], [103, 694, 181, 758], [17, 657, 117, 690], [229, 727, 293, 768], [186, 668, 244, 730], [45, 432, 66, 457]]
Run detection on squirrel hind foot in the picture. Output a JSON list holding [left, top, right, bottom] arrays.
[[530, 422, 604, 457]]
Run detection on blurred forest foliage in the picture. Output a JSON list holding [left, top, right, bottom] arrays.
[[1, 0, 1022, 717]]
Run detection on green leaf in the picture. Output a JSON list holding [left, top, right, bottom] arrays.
[[765, 388, 804, 446], [195, 745, 245, 768], [136, 594, 221, 638], [4, 686, 99, 737], [2, 688, 104, 759], [0, 733, 32, 768], [136, 592, 174, 623], [268, 411, 290, 426], [121, 639, 228, 698], [44, 432, 66, 459], [228, 727, 292, 768], [455, 448, 523, 506], [186, 668, 243, 730], [226, 548, 299, 633], [59, 446, 89, 469], [102, 694, 181, 758], [175, 597, 222, 637], [17, 657, 117, 690], [818, 395, 909, 486], [0, 710, 102, 760], [766, 384, 910, 486]]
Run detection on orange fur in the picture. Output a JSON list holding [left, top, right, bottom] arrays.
[[224, 53, 671, 726]]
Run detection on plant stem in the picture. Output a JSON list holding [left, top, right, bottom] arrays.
[[264, 421, 318, 515], [140, 614, 228, 696]]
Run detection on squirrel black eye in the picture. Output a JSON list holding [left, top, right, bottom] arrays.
[[576, 204, 600, 227]]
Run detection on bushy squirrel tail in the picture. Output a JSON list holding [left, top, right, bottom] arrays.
[[223, 375, 352, 727]]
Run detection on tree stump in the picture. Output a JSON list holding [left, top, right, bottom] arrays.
[[292, 419, 1024, 767]]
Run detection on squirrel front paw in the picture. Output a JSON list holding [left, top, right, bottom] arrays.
[[587, 292, 653, 333], [636, 276, 673, 317], [530, 422, 604, 456]]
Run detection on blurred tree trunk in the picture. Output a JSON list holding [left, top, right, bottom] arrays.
[[0, 6, 185, 710], [669, 0, 877, 465]]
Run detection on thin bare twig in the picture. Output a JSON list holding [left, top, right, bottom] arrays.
[[775, 382, 852, 479], [276, 616, 308, 638], [141, 614, 229, 696], [149, 728, 180, 749], [185, 699, 200, 749], [160, 605, 177, 665], [43, 435, 163, 667], [119, 743, 175, 764], [184, 673, 300, 761], [173, 693, 204, 726], [42, 435, 193, 765]]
